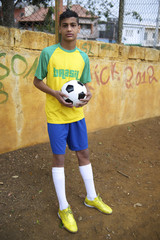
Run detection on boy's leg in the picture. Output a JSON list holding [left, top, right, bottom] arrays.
[[76, 149, 97, 200], [77, 149, 112, 214], [52, 153, 65, 167], [48, 123, 69, 210], [52, 154, 69, 211], [67, 119, 97, 200], [52, 155, 78, 233], [48, 123, 78, 232], [67, 119, 112, 214]]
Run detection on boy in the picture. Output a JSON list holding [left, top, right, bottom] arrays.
[[34, 9, 112, 233]]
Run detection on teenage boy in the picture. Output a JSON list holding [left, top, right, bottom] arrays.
[[34, 9, 112, 233]]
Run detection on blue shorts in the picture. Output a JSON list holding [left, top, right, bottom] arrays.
[[47, 118, 88, 154]]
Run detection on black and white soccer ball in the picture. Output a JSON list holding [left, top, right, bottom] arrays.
[[61, 80, 87, 106]]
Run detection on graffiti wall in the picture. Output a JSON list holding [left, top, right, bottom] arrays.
[[0, 27, 160, 153]]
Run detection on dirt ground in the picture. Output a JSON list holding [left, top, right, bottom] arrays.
[[0, 117, 160, 240]]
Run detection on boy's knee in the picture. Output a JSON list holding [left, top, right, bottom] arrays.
[[76, 149, 90, 166], [52, 154, 65, 167]]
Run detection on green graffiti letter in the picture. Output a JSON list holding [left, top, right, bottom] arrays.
[[11, 54, 28, 76], [0, 53, 10, 80], [23, 57, 38, 78], [0, 82, 8, 104], [81, 43, 88, 53]]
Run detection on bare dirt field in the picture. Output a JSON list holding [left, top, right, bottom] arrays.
[[0, 117, 160, 240]]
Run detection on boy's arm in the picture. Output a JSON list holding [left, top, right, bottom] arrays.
[[33, 77, 73, 108]]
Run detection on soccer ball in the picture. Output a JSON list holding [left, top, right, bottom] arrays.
[[61, 80, 87, 106]]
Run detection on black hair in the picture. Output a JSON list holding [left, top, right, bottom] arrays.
[[59, 8, 79, 25]]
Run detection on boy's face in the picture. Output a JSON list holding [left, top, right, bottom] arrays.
[[59, 17, 80, 42]]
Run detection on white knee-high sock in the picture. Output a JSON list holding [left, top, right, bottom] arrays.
[[79, 163, 97, 201], [52, 167, 69, 211]]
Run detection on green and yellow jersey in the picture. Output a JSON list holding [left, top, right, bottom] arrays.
[[35, 43, 91, 124]]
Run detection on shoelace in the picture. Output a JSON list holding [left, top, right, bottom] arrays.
[[65, 207, 73, 216], [97, 194, 102, 202]]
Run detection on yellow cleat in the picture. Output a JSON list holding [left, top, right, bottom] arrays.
[[58, 206, 78, 233], [84, 194, 112, 215]]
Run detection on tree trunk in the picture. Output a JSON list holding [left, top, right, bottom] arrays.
[[55, 0, 63, 43], [118, 0, 124, 44], [1, 0, 15, 27]]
